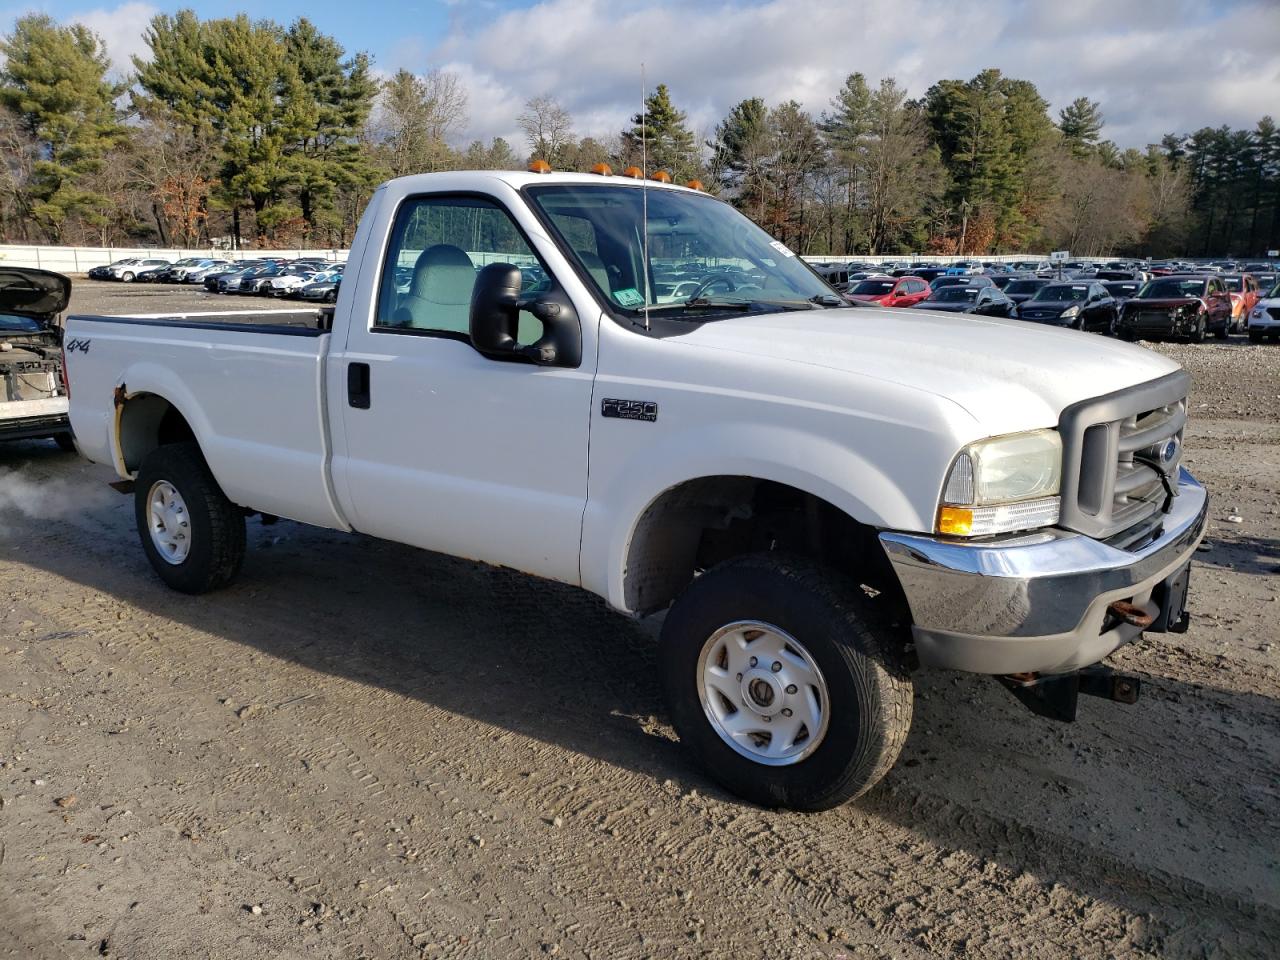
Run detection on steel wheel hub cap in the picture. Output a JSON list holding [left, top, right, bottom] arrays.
[[147, 480, 191, 565], [696, 620, 830, 766]]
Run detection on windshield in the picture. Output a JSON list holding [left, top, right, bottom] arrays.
[[851, 280, 895, 295], [931, 287, 978, 303], [1032, 284, 1090, 302], [1105, 282, 1140, 297], [1005, 280, 1046, 294], [526, 184, 834, 316], [1139, 278, 1207, 299], [1222, 277, 1243, 292]]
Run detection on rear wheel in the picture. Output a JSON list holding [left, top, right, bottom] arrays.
[[134, 442, 245, 594], [660, 554, 913, 811], [120, 271, 134, 283]]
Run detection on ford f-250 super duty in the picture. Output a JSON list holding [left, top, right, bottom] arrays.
[[58, 171, 1207, 810], [1, 267, 75, 450]]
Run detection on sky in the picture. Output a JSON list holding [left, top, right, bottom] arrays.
[[3, 0, 1279, 152]]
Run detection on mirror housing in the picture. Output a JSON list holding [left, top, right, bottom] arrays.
[[469, 262, 581, 367]]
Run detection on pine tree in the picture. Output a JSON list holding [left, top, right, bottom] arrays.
[[1059, 97, 1104, 157], [622, 84, 699, 181], [0, 14, 125, 242]]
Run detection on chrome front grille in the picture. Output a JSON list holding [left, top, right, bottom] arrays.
[[1058, 372, 1190, 544]]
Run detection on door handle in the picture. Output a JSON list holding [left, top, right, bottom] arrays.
[[347, 362, 370, 409]]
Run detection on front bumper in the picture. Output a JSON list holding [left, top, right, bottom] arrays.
[[879, 468, 1207, 675]]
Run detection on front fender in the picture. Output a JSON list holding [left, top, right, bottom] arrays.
[[580, 420, 949, 614]]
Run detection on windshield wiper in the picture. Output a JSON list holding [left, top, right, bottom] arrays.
[[643, 297, 754, 314]]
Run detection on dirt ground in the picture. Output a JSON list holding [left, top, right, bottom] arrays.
[[1, 282, 1277, 959]]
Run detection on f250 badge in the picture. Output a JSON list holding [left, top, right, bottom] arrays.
[[65, 338, 91, 353], [601, 398, 657, 422]]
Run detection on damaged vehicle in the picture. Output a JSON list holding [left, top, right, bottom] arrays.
[[0, 267, 75, 450]]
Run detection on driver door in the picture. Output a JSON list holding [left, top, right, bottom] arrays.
[[331, 192, 596, 586]]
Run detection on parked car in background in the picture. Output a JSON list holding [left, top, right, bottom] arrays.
[[913, 284, 1013, 316], [930, 274, 994, 293], [845, 276, 931, 307], [264, 263, 330, 297], [1245, 280, 1280, 342], [1220, 274, 1260, 332], [1016, 282, 1117, 334], [135, 264, 173, 283], [1116, 275, 1232, 342], [88, 258, 141, 280], [106, 258, 171, 282], [1003, 277, 1051, 305], [298, 274, 341, 303], [1102, 280, 1143, 314], [174, 259, 231, 283]]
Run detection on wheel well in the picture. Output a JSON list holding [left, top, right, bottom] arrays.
[[623, 476, 904, 616], [118, 393, 196, 473]]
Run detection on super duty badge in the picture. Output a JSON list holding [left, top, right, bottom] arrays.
[[601, 398, 657, 422]]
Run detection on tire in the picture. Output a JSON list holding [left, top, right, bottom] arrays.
[[1214, 325, 1228, 340], [121, 272, 134, 283], [659, 553, 913, 811], [53, 433, 77, 453], [1189, 313, 1206, 344], [134, 442, 245, 594]]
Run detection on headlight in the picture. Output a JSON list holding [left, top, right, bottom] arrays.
[[938, 429, 1062, 537], [1252, 308, 1266, 319], [1061, 305, 1080, 318]]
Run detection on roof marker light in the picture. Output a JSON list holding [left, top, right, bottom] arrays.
[[652, 170, 671, 183], [621, 166, 643, 178], [685, 179, 704, 191], [528, 159, 552, 174], [591, 162, 613, 176]]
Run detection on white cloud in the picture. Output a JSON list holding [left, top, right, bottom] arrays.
[[415, 0, 1280, 153], [66, 1, 157, 75]]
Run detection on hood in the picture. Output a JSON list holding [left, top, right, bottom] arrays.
[[848, 293, 890, 303], [0, 267, 71, 321], [913, 300, 974, 313], [1019, 300, 1075, 313], [669, 306, 1181, 433]]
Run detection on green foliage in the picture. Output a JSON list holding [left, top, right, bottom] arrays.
[[1059, 97, 1104, 157], [0, 14, 124, 241], [621, 83, 700, 181]]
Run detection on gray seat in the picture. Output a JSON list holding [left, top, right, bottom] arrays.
[[393, 244, 475, 332]]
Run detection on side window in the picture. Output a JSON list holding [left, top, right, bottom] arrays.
[[375, 195, 543, 344]]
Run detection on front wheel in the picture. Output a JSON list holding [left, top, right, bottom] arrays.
[[120, 271, 134, 283], [659, 554, 913, 811], [134, 442, 245, 594], [1189, 313, 1206, 343]]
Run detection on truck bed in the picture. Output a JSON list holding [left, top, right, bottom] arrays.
[[64, 309, 346, 531]]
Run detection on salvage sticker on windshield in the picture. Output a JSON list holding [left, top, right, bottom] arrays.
[[613, 288, 645, 307], [769, 240, 796, 258]]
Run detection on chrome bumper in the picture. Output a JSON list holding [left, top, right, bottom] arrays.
[[879, 468, 1208, 675]]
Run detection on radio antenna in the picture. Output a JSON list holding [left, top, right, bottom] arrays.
[[641, 63, 650, 331]]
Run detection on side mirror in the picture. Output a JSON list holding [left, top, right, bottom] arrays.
[[469, 262, 580, 367]]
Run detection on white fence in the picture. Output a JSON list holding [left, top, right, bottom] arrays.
[[0, 244, 350, 274]]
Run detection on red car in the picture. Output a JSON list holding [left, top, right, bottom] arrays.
[[845, 275, 931, 307]]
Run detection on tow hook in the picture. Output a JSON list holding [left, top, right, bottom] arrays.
[[996, 667, 1141, 723], [1107, 600, 1153, 629]]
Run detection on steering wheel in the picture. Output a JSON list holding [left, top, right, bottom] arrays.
[[688, 274, 737, 300]]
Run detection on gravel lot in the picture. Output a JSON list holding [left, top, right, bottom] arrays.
[[1, 281, 1277, 958]]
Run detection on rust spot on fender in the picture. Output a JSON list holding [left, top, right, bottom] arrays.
[[113, 384, 127, 409]]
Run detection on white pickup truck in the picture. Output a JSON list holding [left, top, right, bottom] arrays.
[[60, 171, 1207, 810]]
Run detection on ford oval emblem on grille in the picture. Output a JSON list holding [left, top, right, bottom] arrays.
[[1160, 437, 1179, 465]]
